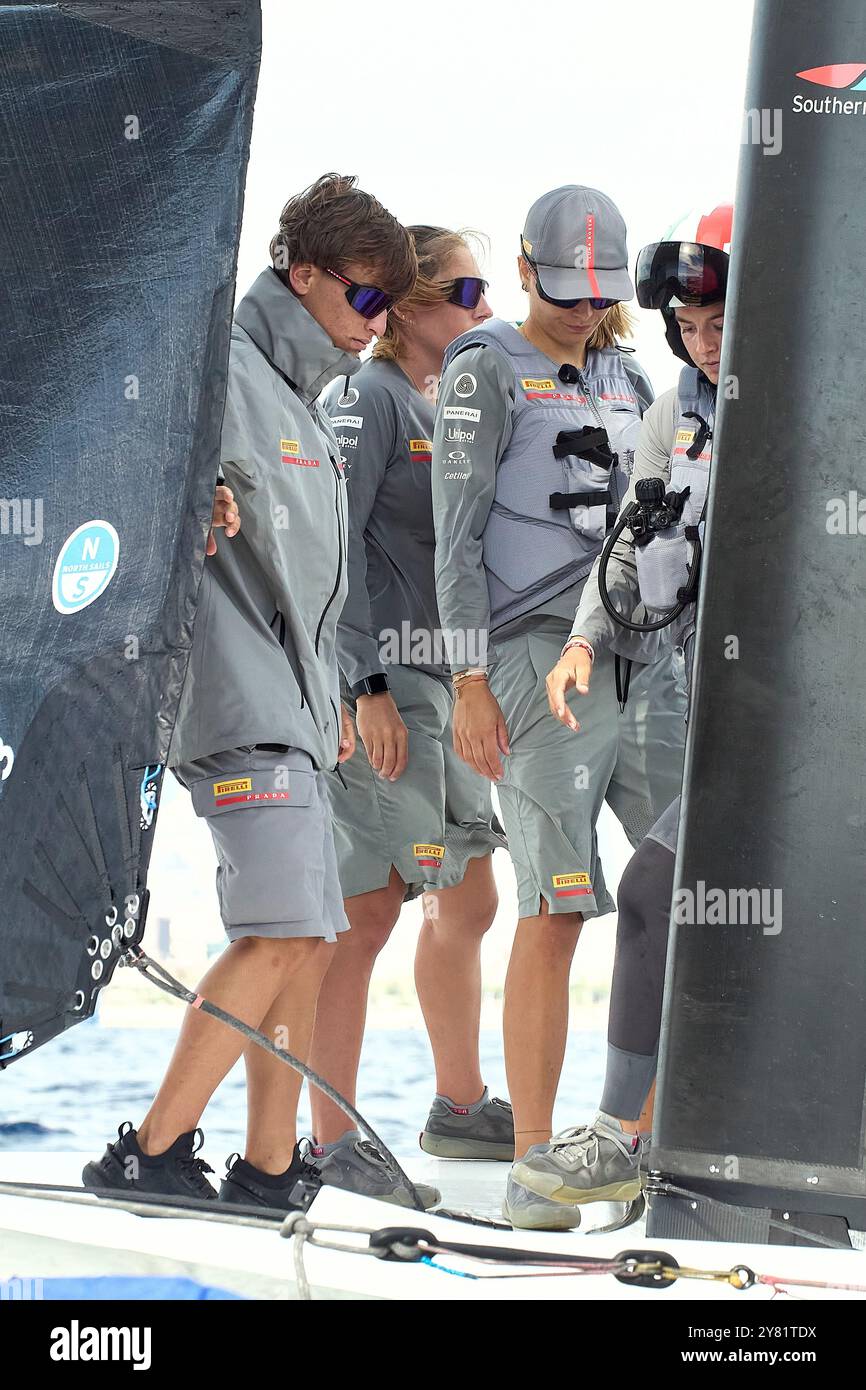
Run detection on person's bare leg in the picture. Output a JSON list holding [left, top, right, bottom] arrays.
[[309, 867, 405, 1143], [243, 938, 336, 1173], [504, 900, 583, 1158], [414, 854, 497, 1103], [137, 935, 323, 1156]]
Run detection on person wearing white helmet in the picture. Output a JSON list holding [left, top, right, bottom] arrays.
[[509, 205, 732, 1230], [431, 186, 689, 1226]]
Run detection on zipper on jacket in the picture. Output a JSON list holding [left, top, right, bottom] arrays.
[[272, 607, 307, 708], [329, 695, 347, 782], [315, 455, 346, 654]]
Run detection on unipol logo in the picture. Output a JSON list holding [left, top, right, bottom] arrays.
[[52, 521, 120, 615]]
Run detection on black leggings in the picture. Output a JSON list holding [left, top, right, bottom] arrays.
[[599, 834, 676, 1122]]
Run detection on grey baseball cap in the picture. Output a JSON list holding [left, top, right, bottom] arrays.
[[521, 186, 634, 302]]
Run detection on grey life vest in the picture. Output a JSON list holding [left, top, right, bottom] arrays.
[[634, 366, 716, 667], [444, 319, 646, 631]]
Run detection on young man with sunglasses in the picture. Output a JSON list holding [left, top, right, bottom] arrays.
[[83, 174, 418, 1210], [515, 206, 732, 1229], [431, 185, 688, 1227], [309, 228, 514, 1201]]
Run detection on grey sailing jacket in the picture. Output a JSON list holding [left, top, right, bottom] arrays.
[[169, 268, 360, 770], [431, 318, 653, 671], [323, 358, 447, 687]]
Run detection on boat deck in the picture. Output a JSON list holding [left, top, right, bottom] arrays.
[[1, 1151, 864, 1301]]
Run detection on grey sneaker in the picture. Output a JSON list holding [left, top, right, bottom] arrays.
[[420, 1087, 514, 1161], [511, 1115, 645, 1210], [503, 1145, 582, 1231], [307, 1131, 441, 1211]]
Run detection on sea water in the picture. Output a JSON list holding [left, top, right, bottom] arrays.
[[0, 1023, 605, 1156]]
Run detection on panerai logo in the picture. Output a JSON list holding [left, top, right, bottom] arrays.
[[50, 1321, 152, 1370], [794, 63, 866, 115]]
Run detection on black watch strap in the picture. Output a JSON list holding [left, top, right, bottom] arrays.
[[350, 673, 390, 698]]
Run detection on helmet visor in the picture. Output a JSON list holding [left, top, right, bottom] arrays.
[[635, 241, 728, 310]]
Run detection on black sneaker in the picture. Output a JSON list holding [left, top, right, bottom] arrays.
[[82, 1122, 217, 1202], [219, 1145, 321, 1214]]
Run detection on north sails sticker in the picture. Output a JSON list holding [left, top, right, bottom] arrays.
[[52, 520, 120, 615], [552, 872, 592, 897], [337, 387, 360, 408]]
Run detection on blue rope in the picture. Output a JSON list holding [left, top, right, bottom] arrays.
[[139, 765, 162, 830], [420, 1256, 477, 1280]]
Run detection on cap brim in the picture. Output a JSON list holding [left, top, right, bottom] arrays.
[[535, 264, 634, 302]]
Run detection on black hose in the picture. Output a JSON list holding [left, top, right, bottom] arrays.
[[597, 505, 697, 634]]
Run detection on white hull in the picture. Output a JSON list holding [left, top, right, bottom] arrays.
[[1, 1152, 864, 1301]]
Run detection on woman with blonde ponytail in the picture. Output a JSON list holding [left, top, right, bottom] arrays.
[[308, 228, 513, 1207], [430, 186, 688, 1228]]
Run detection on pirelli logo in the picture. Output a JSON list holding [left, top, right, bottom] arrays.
[[214, 778, 252, 799], [521, 377, 556, 392], [213, 778, 291, 808], [675, 428, 696, 445], [414, 842, 445, 867], [409, 438, 433, 461], [280, 439, 320, 467], [552, 871, 592, 898]]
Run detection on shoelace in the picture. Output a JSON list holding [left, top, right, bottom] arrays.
[[548, 1122, 633, 1166], [108, 1122, 214, 1195], [356, 1138, 390, 1170]]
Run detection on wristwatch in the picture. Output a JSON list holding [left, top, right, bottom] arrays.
[[350, 673, 390, 699]]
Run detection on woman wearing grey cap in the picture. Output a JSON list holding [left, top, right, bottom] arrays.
[[430, 185, 687, 1227]]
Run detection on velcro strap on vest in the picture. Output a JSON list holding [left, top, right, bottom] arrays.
[[553, 426, 615, 468], [550, 490, 613, 510]]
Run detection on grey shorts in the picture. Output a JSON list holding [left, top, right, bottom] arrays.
[[645, 793, 681, 855], [488, 622, 686, 921], [174, 745, 350, 943], [327, 665, 506, 901]]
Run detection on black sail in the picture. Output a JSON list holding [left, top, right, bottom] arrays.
[[0, 2, 261, 1064], [649, 0, 866, 1238]]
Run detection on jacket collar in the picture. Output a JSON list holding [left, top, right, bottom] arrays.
[[234, 268, 361, 405]]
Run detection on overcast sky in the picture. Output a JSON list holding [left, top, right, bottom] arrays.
[[147, 0, 760, 982], [236, 0, 757, 395]]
